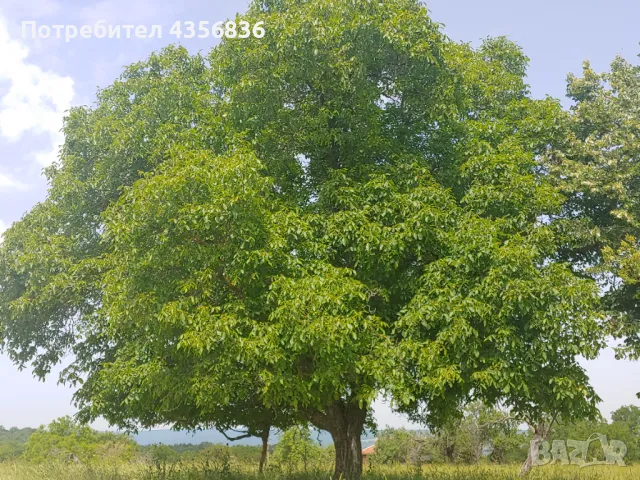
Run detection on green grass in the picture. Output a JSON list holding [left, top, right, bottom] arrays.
[[0, 463, 636, 480]]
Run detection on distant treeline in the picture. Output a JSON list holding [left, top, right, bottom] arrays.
[[2, 404, 640, 469], [140, 442, 265, 464], [0, 426, 36, 461], [0, 426, 36, 444]]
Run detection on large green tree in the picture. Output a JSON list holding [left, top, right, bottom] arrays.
[[0, 1, 605, 478], [548, 57, 640, 358]]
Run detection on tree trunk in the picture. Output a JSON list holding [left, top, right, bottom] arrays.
[[445, 443, 455, 463], [309, 401, 367, 480], [259, 428, 269, 474], [519, 423, 547, 476], [332, 426, 363, 480]]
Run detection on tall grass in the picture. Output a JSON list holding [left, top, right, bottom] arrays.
[[0, 463, 636, 480]]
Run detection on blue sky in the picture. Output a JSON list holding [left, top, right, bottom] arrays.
[[0, 0, 639, 430]]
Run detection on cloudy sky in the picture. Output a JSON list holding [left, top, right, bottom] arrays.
[[0, 0, 640, 431]]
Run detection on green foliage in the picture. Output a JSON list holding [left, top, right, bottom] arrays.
[[0, 441, 26, 462], [434, 403, 526, 465], [367, 404, 527, 467], [140, 442, 264, 465], [0, 0, 609, 477], [197, 444, 233, 473], [547, 57, 640, 359], [149, 444, 180, 465], [608, 405, 640, 461], [0, 426, 36, 461], [550, 418, 640, 464], [0, 426, 36, 445], [22, 417, 138, 464], [612, 405, 640, 435], [222, 445, 263, 464], [372, 429, 439, 465], [271, 427, 324, 474], [490, 434, 527, 465]]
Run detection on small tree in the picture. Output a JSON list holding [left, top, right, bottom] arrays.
[[373, 429, 438, 465], [198, 444, 232, 473], [434, 402, 523, 465], [271, 427, 322, 474]]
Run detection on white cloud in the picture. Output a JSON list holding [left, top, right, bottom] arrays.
[[1, 0, 61, 19], [79, 0, 177, 25], [0, 172, 27, 191], [0, 14, 74, 166]]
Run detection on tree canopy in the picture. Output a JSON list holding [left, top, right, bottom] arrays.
[[548, 57, 640, 359], [0, 0, 609, 478]]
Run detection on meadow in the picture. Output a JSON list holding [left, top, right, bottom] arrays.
[[0, 463, 635, 480]]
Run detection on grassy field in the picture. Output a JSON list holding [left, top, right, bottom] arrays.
[[0, 463, 636, 480]]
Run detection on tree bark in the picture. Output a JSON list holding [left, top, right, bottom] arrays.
[[444, 443, 455, 463], [309, 401, 367, 480], [259, 428, 269, 474], [332, 425, 363, 480], [519, 423, 548, 477]]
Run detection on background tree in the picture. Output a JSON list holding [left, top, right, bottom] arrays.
[[270, 426, 323, 475], [372, 428, 439, 465], [612, 405, 640, 435], [549, 415, 640, 464], [364, 404, 526, 467], [610, 405, 640, 459], [196, 444, 232, 474], [23, 417, 137, 464], [434, 402, 525, 465], [0, 427, 35, 463], [0, 1, 607, 479], [548, 57, 640, 358]]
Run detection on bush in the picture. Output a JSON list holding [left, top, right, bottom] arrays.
[[270, 427, 324, 474], [198, 444, 232, 473], [23, 417, 138, 464], [372, 429, 440, 466]]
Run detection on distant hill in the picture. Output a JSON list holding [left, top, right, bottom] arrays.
[[133, 429, 266, 446], [132, 428, 376, 447]]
